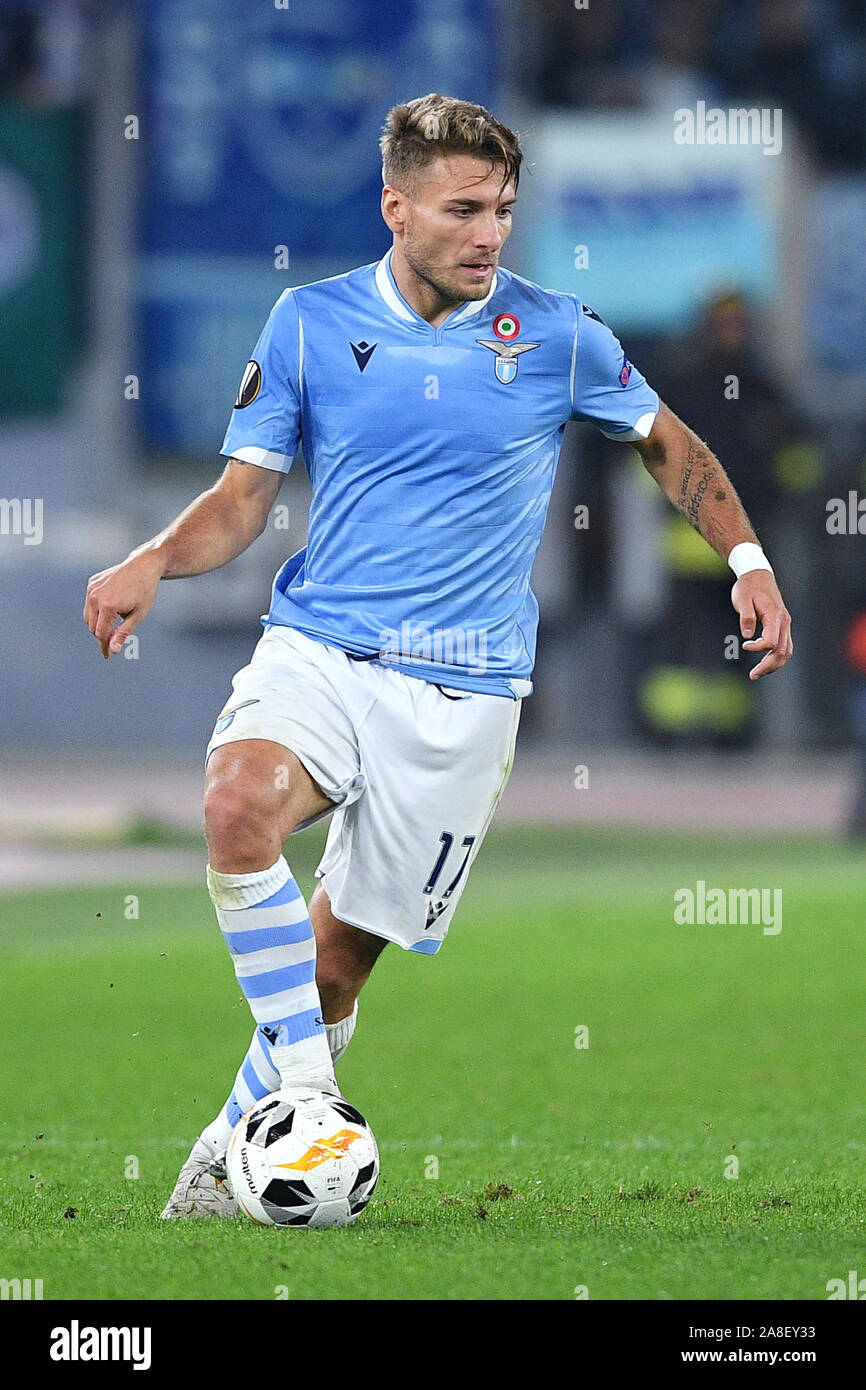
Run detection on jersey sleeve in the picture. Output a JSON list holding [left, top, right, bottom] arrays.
[[569, 298, 658, 441], [220, 289, 302, 472]]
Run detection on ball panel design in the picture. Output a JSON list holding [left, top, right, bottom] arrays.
[[349, 1160, 377, 1199], [306, 1198, 352, 1229], [262, 1177, 316, 1206], [262, 1110, 296, 1146], [245, 1097, 281, 1144], [330, 1099, 368, 1128]]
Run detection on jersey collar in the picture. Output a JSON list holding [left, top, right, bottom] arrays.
[[374, 248, 498, 329]]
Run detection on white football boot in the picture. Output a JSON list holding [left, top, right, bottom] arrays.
[[160, 1137, 238, 1220]]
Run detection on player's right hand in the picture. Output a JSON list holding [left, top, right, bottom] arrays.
[[84, 551, 164, 659]]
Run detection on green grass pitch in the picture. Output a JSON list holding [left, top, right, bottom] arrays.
[[1, 824, 864, 1301]]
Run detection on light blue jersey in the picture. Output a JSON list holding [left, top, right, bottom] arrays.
[[221, 251, 658, 698]]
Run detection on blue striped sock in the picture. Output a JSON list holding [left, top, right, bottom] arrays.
[[206, 856, 336, 1113], [202, 1024, 282, 1151], [203, 1005, 356, 1153]]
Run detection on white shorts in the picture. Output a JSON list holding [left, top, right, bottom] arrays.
[[206, 626, 521, 954]]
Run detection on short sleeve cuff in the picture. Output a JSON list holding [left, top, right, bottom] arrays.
[[599, 409, 658, 442], [221, 444, 292, 472]]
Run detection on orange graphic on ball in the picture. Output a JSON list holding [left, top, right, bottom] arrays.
[[275, 1128, 362, 1172]]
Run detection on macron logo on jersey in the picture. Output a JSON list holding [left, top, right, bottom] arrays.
[[350, 340, 377, 373]]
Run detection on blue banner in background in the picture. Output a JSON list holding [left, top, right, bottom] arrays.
[[516, 115, 786, 338], [137, 0, 497, 455]]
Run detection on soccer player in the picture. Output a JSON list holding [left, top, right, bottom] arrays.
[[84, 95, 793, 1218]]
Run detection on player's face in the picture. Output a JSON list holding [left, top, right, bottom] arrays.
[[400, 154, 516, 304]]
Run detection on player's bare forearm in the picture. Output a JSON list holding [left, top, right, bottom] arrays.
[[84, 459, 282, 659], [139, 458, 283, 579], [632, 401, 793, 679], [632, 401, 757, 561]]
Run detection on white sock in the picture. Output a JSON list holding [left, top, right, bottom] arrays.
[[326, 1000, 358, 1064], [207, 855, 337, 1096]]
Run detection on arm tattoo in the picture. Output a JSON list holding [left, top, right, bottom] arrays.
[[678, 439, 719, 530], [677, 466, 693, 512], [686, 466, 718, 526], [637, 411, 756, 557]]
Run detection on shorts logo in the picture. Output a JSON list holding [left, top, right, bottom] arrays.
[[425, 898, 448, 928], [213, 698, 260, 736], [235, 360, 262, 409]]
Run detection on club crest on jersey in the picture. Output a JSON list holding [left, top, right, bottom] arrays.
[[477, 334, 540, 383]]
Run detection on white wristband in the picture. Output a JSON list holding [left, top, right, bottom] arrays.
[[728, 542, 774, 580]]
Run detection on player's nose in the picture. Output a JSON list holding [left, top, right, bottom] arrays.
[[473, 214, 503, 251]]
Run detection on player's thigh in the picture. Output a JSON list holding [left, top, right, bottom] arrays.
[[204, 626, 370, 856], [205, 739, 332, 843], [315, 680, 520, 953]]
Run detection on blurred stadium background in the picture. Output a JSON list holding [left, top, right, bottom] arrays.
[[0, 2, 861, 867], [4, 0, 866, 1306], [1, 0, 866, 867], [1, 0, 865, 868]]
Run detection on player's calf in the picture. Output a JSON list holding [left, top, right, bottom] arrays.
[[204, 742, 338, 1093], [310, 881, 388, 1023]]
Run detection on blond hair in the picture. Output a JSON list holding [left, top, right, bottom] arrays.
[[380, 93, 523, 194]]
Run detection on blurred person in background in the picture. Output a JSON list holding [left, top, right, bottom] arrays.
[[637, 290, 820, 747], [529, 0, 645, 109], [0, 0, 90, 108], [844, 607, 866, 837], [707, 0, 866, 170], [0, 3, 38, 100], [829, 447, 866, 836]]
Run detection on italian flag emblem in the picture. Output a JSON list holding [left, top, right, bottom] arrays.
[[493, 313, 521, 341]]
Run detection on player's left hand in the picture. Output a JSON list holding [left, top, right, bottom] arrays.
[[731, 570, 793, 680]]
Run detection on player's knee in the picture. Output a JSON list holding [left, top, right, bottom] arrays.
[[204, 779, 280, 872]]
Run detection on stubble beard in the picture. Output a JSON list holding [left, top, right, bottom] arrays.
[[403, 228, 493, 305]]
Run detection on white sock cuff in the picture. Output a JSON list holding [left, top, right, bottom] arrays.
[[206, 855, 290, 910], [325, 1000, 358, 1064], [271, 1043, 338, 1096]]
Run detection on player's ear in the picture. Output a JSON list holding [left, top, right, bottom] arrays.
[[381, 184, 407, 234]]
